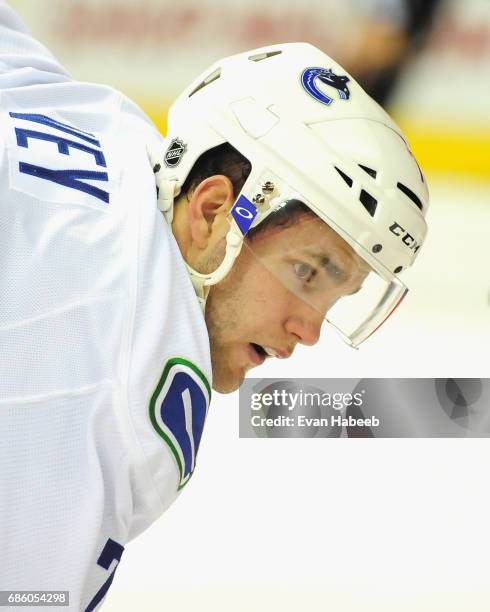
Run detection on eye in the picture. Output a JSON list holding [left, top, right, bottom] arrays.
[[294, 262, 316, 282]]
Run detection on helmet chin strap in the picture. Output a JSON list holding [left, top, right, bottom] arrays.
[[184, 223, 244, 311], [150, 149, 244, 312], [149, 145, 179, 226]]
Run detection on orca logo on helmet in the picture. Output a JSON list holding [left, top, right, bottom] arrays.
[[301, 67, 351, 106]]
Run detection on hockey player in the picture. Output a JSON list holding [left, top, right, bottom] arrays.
[[0, 1, 428, 609]]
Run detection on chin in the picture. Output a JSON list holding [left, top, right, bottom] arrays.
[[211, 375, 243, 394], [211, 363, 246, 394]]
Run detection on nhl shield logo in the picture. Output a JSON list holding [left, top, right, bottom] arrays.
[[164, 138, 187, 168]]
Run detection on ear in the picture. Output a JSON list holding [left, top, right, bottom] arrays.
[[187, 175, 235, 250]]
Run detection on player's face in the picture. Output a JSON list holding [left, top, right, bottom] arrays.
[[205, 213, 368, 393]]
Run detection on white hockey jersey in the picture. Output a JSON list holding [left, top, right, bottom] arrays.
[[0, 2, 212, 609]]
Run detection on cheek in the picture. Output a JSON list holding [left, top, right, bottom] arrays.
[[250, 270, 294, 324], [207, 248, 291, 336]]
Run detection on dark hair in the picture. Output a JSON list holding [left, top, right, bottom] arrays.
[[248, 199, 315, 240], [180, 142, 252, 200], [181, 142, 316, 238]]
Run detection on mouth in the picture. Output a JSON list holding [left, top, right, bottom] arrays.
[[248, 343, 290, 365], [248, 343, 267, 365]]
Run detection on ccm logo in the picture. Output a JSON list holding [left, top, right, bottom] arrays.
[[390, 222, 421, 253]]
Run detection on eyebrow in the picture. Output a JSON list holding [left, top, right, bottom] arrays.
[[309, 253, 348, 284], [307, 252, 365, 295]]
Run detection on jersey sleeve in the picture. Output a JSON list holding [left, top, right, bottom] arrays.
[[0, 0, 70, 88]]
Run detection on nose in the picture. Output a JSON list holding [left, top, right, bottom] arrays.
[[284, 306, 323, 347]]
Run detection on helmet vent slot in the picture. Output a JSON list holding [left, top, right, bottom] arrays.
[[359, 189, 378, 217], [189, 68, 222, 97], [335, 166, 353, 187], [248, 50, 282, 62], [359, 164, 377, 179], [397, 182, 423, 211]]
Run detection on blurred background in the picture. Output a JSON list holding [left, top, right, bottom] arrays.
[[9, 1, 490, 610]]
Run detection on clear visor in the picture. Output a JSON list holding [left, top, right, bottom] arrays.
[[229, 196, 407, 348]]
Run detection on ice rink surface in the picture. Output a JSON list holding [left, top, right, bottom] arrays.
[[105, 178, 490, 611]]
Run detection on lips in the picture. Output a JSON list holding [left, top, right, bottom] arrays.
[[249, 343, 291, 364]]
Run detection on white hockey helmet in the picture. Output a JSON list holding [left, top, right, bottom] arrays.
[[153, 42, 429, 347]]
